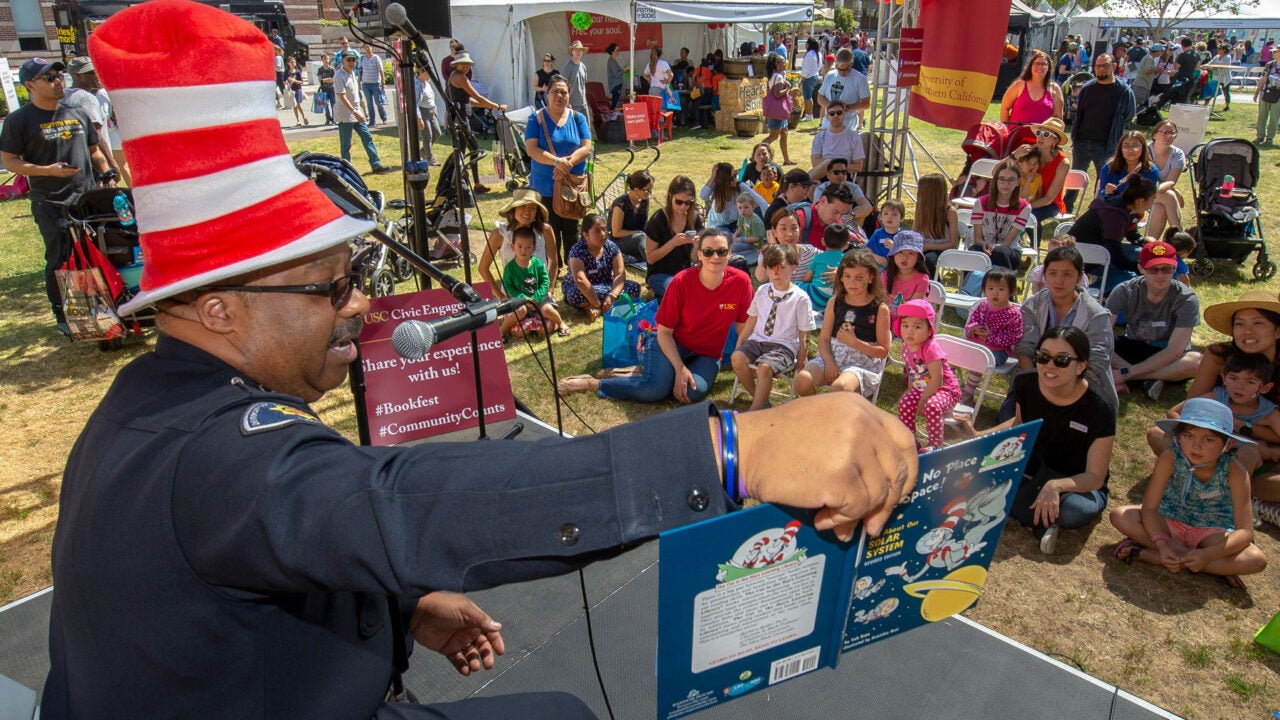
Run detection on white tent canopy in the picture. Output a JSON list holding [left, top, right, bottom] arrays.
[[449, 0, 813, 111], [1070, 0, 1280, 45]]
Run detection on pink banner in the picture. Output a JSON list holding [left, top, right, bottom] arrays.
[[567, 13, 662, 53], [908, 0, 1011, 130], [357, 289, 516, 445]]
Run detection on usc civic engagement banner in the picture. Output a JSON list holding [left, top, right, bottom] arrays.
[[908, 0, 1012, 130]]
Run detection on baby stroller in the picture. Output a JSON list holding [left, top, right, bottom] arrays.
[[1134, 77, 1191, 127], [951, 121, 1036, 202], [60, 188, 152, 348], [1063, 71, 1093, 126], [495, 106, 534, 192], [294, 151, 414, 296], [1186, 138, 1274, 280], [468, 80, 497, 138]]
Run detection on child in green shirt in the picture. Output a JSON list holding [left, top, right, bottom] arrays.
[[501, 227, 567, 337]]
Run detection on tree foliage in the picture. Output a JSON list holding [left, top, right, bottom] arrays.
[[834, 7, 855, 33], [1094, 0, 1260, 38]]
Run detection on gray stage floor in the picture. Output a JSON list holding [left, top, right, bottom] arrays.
[[0, 410, 1181, 718]]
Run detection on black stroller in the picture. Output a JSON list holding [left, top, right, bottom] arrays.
[[1134, 78, 1191, 127], [60, 188, 153, 348], [1186, 138, 1274, 280], [1063, 71, 1093, 126]]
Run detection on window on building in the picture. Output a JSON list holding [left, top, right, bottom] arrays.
[[11, 0, 49, 51]]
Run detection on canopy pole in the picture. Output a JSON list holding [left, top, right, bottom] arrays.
[[629, 0, 637, 103]]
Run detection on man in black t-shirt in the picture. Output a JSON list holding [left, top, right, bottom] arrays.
[[0, 57, 112, 334], [1173, 37, 1201, 102], [1067, 54, 1134, 210]]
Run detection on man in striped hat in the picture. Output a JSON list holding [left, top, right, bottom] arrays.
[[42, 3, 917, 717]]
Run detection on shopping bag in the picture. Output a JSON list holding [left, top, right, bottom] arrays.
[[312, 91, 328, 114], [1255, 609, 1280, 655], [662, 86, 682, 112], [601, 294, 658, 368], [56, 237, 127, 342]]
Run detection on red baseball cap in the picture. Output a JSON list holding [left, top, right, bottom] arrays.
[[1139, 241, 1179, 268]]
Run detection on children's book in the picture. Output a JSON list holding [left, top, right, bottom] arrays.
[[656, 421, 1042, 720]]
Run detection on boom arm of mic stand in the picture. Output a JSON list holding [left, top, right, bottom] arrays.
[[369, 228, 482, 303]]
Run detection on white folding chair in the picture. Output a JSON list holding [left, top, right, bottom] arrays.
[[951, 158, 999, 211], [934, 249, 991, 330], [935, 335, 997, 436], [1075, 242, 1111, 301], [1243, 66, 1265, 89], [1052, 169, 1090, 224], [730, 364, 798, 405], [925, 280, 946, 318]]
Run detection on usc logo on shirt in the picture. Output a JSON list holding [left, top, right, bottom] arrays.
[[719, 303, 738, 311]]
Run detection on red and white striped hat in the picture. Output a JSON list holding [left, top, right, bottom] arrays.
[[89, 0, 374, 316]]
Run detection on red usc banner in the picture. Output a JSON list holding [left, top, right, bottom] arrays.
[[566, 13, 662, 53], [908, 0, 1011, 130]]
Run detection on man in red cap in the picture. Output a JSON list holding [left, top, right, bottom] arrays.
[[42, 2, 917, 717], [1105, 240, 1203, 400], [0, 57, 114, 335]]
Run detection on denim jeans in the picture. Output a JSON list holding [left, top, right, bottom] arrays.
[[32, 200, 70, 323], [1067, 139, 1112, 210], [361, 82, 387, 123], [611, 231, 647, 261], [609, 84, 623, 109], [337, 121, 383, 170], [1011, 463, 1109, 529], [597, 333, 721, 403], [647, 273, 676, 300]]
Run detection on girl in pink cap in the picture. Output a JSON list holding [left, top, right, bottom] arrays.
[[895, 299, 961, 452]]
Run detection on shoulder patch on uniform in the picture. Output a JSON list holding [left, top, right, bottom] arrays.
[[240, 402, 322, 435]]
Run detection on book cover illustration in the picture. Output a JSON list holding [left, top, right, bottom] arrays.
[[656, 421, 1041, 720]]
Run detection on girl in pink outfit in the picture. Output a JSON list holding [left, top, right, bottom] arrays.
[[962, 266, 1023, 405], [896, 299, 961, 452]]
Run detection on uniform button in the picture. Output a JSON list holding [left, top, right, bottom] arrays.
[[559, 523, 580, 546], [687, 487, 709, 512]]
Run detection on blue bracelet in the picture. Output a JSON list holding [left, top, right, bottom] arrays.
[[720, 409, 744, 503]]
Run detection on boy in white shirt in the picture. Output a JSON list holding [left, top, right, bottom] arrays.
[[731, 244, 816, 411]]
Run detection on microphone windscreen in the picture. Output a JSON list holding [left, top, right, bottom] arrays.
[[391, 320, 433, 360], [384, 2, 408, 26]]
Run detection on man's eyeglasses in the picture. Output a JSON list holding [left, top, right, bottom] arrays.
[[1033, 352, 1080, 368], [827, 110, 844, 117], [699, 247, 731, 258], [199, 272, 361, 309]]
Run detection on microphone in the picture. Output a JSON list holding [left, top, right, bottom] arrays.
[[384, 3, 426, 45], [392, 296, 528, 359]]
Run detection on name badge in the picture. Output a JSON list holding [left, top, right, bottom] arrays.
[[1151, 320, 1167, 328], [1069, 421, 1088, 433], [1199, 488, 1223, 500]]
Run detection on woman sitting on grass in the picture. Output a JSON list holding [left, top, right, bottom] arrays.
[[1109, 398, 1267, 590], [956, 326, 1115, 555], [560, 213, 641, 321]]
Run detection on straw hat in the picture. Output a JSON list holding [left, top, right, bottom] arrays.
[[1030, 117, 1070, 148], [90, 0, 374, 316], [1202, 290, 1280, 337], [568, 40, 587, 52], [499, 188, 548, 225], [452, 52, 474, 66]]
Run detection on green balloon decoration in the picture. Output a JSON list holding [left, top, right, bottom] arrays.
[[571, 12, 593, 31]]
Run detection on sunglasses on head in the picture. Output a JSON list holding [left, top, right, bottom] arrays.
[[699, 247, 731, 258], [199, 271, 361, 309], [1034, 351, 1080, 368]]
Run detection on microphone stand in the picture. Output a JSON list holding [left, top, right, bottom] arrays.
[[390, 31, 491, 438]]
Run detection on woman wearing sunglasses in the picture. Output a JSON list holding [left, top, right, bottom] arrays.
[[558, 228, 752, 404], [957, 325, 1115, 554], [1027, 118, 1072, 233], [1013, 245, 1119, 415], [643, 175, 704, 299], [532, 53, 559, 109], [1103, 241, 1202, 400]]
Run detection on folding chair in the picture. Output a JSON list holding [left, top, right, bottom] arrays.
[[934, 249, 991, 330], [936, 335, 997, 435], [1075, 242, 1110, 301], [1052, 169, 1090, 224], [584, 82, 612, 136], [730, 364, 798, 404], [639, 95, 674, 144], [951, 158, 999, 212]]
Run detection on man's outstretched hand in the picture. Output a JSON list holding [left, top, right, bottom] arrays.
[[410, 592, 505, 676]]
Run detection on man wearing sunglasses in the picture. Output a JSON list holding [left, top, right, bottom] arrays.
[[46, 5, 918, 717], [816, 48, 870, 132], [1104, 241, 1203, 400], [0, 57, 113, 336], [809, 99, 866, 177]]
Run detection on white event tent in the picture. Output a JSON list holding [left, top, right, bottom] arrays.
[[449, 0, 813, 110], [1070, 0, 1280, 46]]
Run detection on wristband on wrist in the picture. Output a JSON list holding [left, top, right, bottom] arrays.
[[1151, 533, 1171, 544], [1119, 367, 1130, 377], [719, 409, 745, 503]]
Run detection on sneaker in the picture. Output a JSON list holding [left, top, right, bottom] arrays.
[[1255, 137, 1266, 144], [369, 165, 394, 175], [1254, 498, 1280, 528], [55, 321, 70, 337], [800, 115, 813, 122], [473, 183, 491, 194], [1146, 379, 1164, 401], [689, 123, 702, 130], [1039, 524, 1060, 555]]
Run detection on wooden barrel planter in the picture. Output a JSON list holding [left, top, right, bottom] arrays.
[[749, 57, 768, 78], [787, 108, 803, 129], [723, 59, 749, 80], [734, 113, 764, 137]]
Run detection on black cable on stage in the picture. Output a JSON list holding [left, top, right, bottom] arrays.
[[578, 568, 618, 720]]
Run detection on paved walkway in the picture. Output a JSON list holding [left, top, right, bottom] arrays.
[[274, 82, 401, 142]]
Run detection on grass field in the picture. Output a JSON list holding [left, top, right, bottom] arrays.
[[1, 99, 1277, 716]]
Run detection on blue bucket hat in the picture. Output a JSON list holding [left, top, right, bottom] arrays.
[[1155, 398, 1255, 446], [889, 230, 924, 257]]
